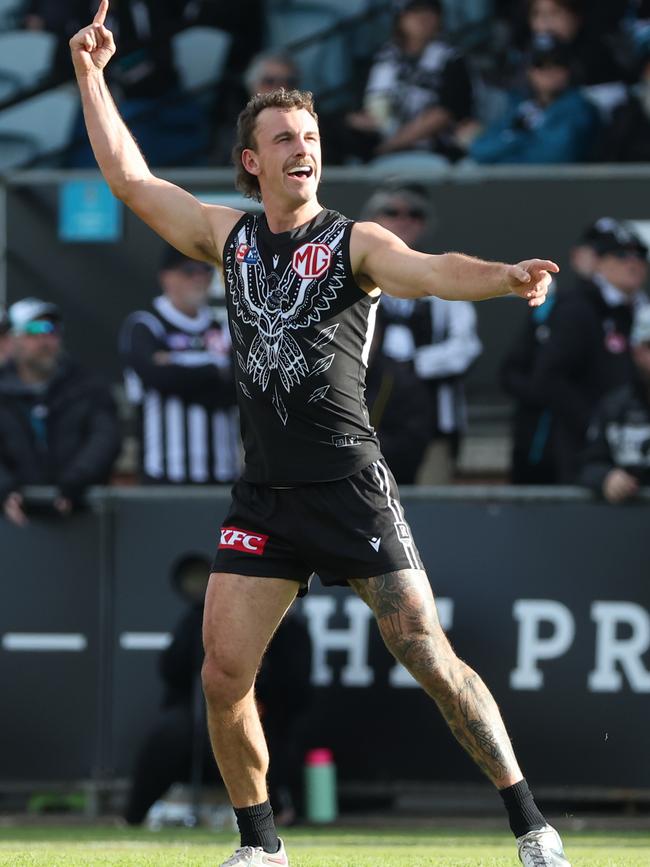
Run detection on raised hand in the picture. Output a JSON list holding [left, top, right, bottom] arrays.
[[504, 259, 560, 307], [69, 0, 116, 76]]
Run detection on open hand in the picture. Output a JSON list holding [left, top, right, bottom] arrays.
[[69, 0, 116, 76], [504, 259, 560, 307]]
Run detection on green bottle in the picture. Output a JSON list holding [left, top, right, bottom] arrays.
[[304, 747, 337, 823]]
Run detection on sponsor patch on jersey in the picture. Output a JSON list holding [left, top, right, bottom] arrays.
[[291, 243, 332, 279], [236, 244, 259, 265], [219, 526, 269, 555]]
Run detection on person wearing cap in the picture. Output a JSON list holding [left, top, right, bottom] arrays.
[[119, 245, 240, 485], [579, 306, 650, 502], [530, 222, 650, 482], [324, 0, 474, 164], [469, 32, 599, 164], [363, 183, 482, 483], [0, 298, 121, 527], [500, 217, 623, 484], [0, 308, 12, 367]]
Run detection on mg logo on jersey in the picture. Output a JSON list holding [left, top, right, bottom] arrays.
[[292, 243, 332, 279], [219, 526, 269, 555]]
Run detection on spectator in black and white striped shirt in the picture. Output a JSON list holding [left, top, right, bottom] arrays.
[[119, 245, 241, 485]]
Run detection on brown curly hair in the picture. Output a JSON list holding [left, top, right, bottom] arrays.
[[232, 89, 319, 202]]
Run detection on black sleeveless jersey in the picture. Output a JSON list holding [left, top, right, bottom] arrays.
[[222, 208, 382, 484]]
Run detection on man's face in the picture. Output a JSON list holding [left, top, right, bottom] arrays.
[[398, 8, 441, 45], [13, 319, 62, 377], [530, 0, 580, 41], [372, 195, 426, 248], [160, 262, 213, 313], [597, 251, 649, 295], [243, 107, 321, 207], [251, 60, 297, 96]]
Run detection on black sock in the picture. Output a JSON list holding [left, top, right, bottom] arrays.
[[499, 779, 546, 838], [234, 800, 279, 854]]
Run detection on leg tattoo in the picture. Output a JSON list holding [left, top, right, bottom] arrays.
[[350, 570, 521, 787]]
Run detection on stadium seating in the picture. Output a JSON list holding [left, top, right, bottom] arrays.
[[0, 30, 56, 96], [0, 83, 78, 166], [0, 0, 26, 31], [266, 4, 349, 99], [171, 26, 232, 93]]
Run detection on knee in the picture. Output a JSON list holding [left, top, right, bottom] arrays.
[[201, 652, 254, 710]]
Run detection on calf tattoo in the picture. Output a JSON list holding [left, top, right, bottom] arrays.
[[349, 570, 519, 785]]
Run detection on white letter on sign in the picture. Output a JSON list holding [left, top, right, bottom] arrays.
[[303, 596, 374, 687], [589, 602, 650, 693], [510, 600, 575, 690], [389, 598, 454, 687]]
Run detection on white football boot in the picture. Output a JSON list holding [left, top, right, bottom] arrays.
[[517, 824, 571, 866], [220, 837, 289, 866]]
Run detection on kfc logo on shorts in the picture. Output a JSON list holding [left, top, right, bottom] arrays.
[[219, 526, 269, 555], [291, 243, 331, 279]]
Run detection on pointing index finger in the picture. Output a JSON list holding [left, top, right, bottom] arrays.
[[535, 259, 560, 274], [93, 0, 109, 26]]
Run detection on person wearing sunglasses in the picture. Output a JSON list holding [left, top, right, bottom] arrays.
[[119, 244, 240, 485], [0, 297, 120, 527], [363, 184, 482, 484], [530, 221, 650, 483]]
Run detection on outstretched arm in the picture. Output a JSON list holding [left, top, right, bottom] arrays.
[[351, 221, 558, 307], [69, 1, 240, 264]]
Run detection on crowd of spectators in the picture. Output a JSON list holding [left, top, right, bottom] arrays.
[[3, 0, 650, 167]]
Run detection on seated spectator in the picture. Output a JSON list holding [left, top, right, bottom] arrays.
[[212, 53, 300, 165], [66, 1, 208, 167], [124, 553, 312, 826], [597, 47, 650, 162], [323, 0, 473, 164], [244, 53, 299, 98], [579, 306, 650, 503], [524, 0, 628, 86], [363, 183, 482, 483], [0, 309, 11, 367], [469, 34, 599, 164], [119, 246, 240, 485], [0, 298, 120, 527], [530, 221, 650, 482]]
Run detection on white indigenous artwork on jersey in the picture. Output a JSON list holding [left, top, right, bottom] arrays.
[[228, 217, 348, 424]]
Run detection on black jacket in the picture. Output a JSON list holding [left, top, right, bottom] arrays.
[[530, 280, 640, 482], [579, 377, 650, 495], [0, 357, 121, 503]]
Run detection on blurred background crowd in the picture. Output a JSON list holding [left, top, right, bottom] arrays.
[[2, 0, 650, 170]]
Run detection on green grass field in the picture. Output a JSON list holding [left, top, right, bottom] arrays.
[[0, 826, 649, 866]]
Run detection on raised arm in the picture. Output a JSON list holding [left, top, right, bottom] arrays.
[[69, 0, 241, 264], [350, 221, 559, 307]]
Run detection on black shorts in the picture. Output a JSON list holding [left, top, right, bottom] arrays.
[[211, 459, 424, 592]]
